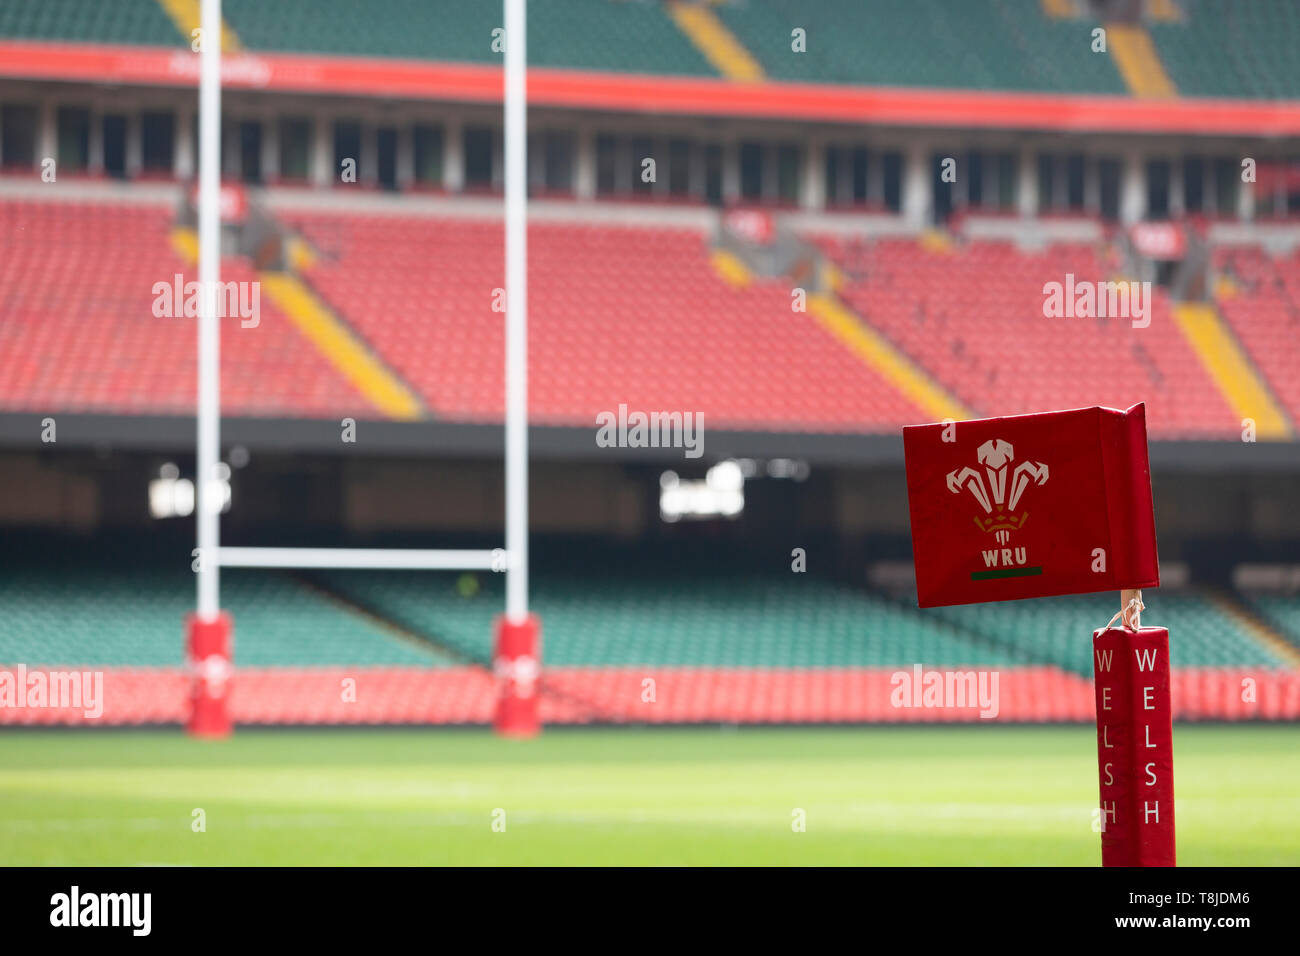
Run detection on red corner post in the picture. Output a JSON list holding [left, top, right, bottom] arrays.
[[1092, 624, 1175, 866], [493, 614, 541, 737], [185, 612, 233, 738]]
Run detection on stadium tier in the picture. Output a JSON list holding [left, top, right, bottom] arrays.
[[1247, 594, 1300, 654], [318, 567, 1027, 669], [290, 212, 925, 430], [1149, 0, 1300, 99], [4, 196, 1296, 440], [930, 592, 1292, 675], [1213, 245, 1300, 431], [222, 0, 714, 76], [815, 235, 1237, 438], [0, 0, 181, 47], [0, 0, 715, 75], [6, 0, 1300, 101], [0, 199, 372, 417], [714, 0, 1124, 93], [1, 545, 1297, 725], [0, 566, 442, 668]]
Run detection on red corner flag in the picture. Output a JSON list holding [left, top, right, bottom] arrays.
[[903, 403, 1159, 609]]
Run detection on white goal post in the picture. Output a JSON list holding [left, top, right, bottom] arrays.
[[190, 0, 530, 678]]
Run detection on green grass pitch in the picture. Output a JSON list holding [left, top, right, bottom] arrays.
[[1, 725, 1297, 865]]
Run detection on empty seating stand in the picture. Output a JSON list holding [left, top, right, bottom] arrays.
[[0, 199, 372, 418], [1214, 245, 1300, 428], [1149, 0, 1300, 99], [290, 212, 926, 431], [0, 0, 183, 46], [812, 235, 1239, 438], [715, 0, 1125, 93], [2, 550, 1292, 725], [221, 0, 715, 75]]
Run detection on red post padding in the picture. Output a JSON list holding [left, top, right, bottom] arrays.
[[185, 612, 233, 738], [1092, 626, 1175, 866], [493, 614, 541, 738]]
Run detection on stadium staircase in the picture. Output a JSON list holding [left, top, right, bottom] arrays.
[[664, 1, 765, 82], [1212, 245, 1300, 433], [1247, 594, 1300, 656], [712, 217, 972, 424], [1171, 301, 1291, 439], [155, 0, 241, 52], [1103, 21, 1177, 97], [168, 222, 425, 420], [1208, 590, 1300, 668], [0, 198, 371, 417], [811, 233, 1242, 437]]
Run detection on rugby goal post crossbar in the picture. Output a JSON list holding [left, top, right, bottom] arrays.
[[186, 0, 537, 738]]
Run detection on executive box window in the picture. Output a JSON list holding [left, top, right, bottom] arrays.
[[825, 146, 868, 206], [463, 125, 495, 189], [102, 114, 126, 178], [826, 145, 902, 212], [334, 119, 362, 182], [236, 119, 259, 183], [1099, 157, 1121, 220], [56, 107, 90, 172], [1038, 152, 1087, 212], [595, 133, 618, 195], [141, 111, 175, 175], [413, 124, 443, 186], [1146, 159, 1171, 220], [629, 135, 654, 195], [528, 129, 574, 194], [667, 138, 691, 197], [376, 126, 397, 190], [1213, 157, 1238, 214], [703, 143, 723, 205], [775, 144, 800, 204], [739, 141, 764, 200], [1, 104, 37, 168], [278, 117, 311, 182]]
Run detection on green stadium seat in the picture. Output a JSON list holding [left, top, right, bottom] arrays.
[[321, 566, 1027, 669], [220, 0, 716, 75], [714, 0, 1126, 93], [1149, 0, 1300, 99], [0, 566, 448, 668], [1246, 594, 1300, 652], [0, 0, 184, 47], [931, 592, 1290, 674]]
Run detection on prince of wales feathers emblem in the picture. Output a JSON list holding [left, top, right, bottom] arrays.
[[946, 439, 1049, 546]]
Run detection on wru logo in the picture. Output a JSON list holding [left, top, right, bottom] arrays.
[[947, 439, 1049, 572]]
